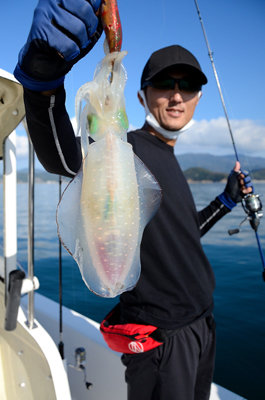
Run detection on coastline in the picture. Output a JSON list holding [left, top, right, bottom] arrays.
[[14, 179, 265, 184], [187, 179, 265, 184]]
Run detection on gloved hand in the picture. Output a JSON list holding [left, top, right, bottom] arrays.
[[218, 161, 254, 210], [14, 0, 103, 91]]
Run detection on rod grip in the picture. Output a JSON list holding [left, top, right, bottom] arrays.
[[5, 270, 25, 331]]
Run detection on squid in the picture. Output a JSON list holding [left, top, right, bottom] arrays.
[[56, 0, 161, 297]]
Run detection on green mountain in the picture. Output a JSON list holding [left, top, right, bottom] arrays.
[[184, 168, 226, 181], [17, 169, 70, 183], [176, 153, 265, 173], [183, 167, 265, 181], [252, 169, 265, 180], [13, 154, 265, 183]]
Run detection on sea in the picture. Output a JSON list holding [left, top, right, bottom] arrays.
[[3, 181, 265, 400]]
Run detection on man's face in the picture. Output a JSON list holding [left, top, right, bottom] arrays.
[[145, 71, 201, 131]]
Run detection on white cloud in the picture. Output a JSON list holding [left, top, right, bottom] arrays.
[[128, 123, 138, 132], [14, 117, 265, 168], [70, 116, 77, 135], [175, 118, 265, 157], [16, 135, 28, 157]]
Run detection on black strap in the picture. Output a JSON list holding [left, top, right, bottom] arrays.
[[149, 327, 180, 343]]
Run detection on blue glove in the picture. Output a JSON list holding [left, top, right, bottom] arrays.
[[14, 0, 102, 91], [218, 169, 254, 210]]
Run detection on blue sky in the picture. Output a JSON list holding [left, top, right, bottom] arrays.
[[1, 0, 265, 168]]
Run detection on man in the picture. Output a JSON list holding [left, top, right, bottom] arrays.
[[14, 1, 252, 399]]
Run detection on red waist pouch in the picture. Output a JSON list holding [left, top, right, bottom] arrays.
[[100, 304, 170, 354]]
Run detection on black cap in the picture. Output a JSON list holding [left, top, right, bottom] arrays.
[[140, 45, 207, 89]]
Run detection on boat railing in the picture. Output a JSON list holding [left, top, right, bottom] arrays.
[[1, 69, 39, 331], [25, 121, 36, 329]]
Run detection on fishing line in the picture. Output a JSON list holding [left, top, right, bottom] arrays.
[[194, 0, 265, 278], [194, 0, 239, 161], [58, 174, 64, 359]]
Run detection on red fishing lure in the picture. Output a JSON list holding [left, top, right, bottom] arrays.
[[100, 0, 122, 52]]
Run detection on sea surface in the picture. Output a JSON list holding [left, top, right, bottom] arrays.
[[2, 181, 265, 399]]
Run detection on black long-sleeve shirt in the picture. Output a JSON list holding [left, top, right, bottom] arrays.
[[24, 86, 231, 329]]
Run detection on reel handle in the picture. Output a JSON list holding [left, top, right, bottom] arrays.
[[228, 229, 240, 236]]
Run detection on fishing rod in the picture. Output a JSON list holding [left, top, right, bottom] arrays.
[[194, 0, 265, 280]]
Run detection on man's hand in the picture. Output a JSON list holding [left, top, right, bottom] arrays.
[[14, 0, 103, 92], [218, 161, 254, 210], [233, 161, 253, 197]]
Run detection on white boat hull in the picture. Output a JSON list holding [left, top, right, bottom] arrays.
[[0, 283, 71, 400], [26, 293, 246, 400]]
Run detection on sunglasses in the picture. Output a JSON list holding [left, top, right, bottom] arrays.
[[143, 77, 201, 93]]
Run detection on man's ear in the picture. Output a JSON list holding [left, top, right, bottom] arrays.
[[137, 90, 145, 107]]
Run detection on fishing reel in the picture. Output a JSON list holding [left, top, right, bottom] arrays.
[[68, 347, 93, 390], [228, 193, 263, 235], [242, 193, 263, 231]]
